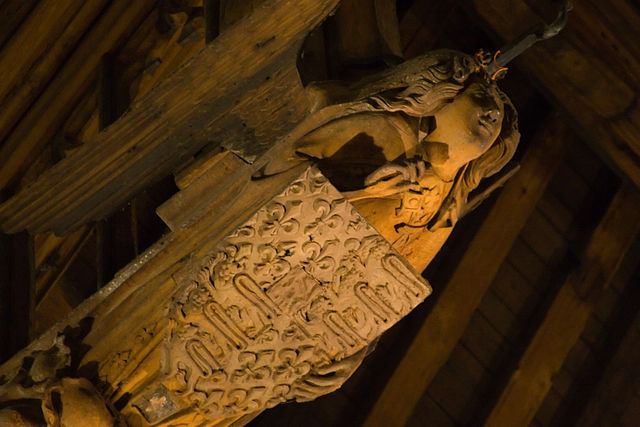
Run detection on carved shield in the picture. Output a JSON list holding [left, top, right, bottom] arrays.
[[147, 167, 430, 420]]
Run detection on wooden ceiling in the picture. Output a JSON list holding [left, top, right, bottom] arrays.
[[0, 0, 639, 425]]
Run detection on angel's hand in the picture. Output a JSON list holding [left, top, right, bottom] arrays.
[[343, 159, 426, 202], [364, 159, 426, 186]]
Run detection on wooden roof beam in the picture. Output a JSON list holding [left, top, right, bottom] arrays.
[[0, 0, 154, 190], [0, 0, 39, 49], [576, 296, 640, 426], [363, 116, 572, 427], [0, 0, 340, 236], [485, 184, 640, 426], [457, 0, 640, 189]]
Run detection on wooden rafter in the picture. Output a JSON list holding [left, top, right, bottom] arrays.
[[6, 232, 35, 354], [0, 0, 155, 190], [576, 298, 640, 426], [485, 184, 640, 426], [0, 0, 340, 236]]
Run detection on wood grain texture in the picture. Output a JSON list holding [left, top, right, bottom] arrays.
[[460, 0, 640, 188], [156, 151, 248, 230], [0, 0, 154, 190], [363, 116, 572, 427], [33, 226, 91, 304], [7, 232, 35, 354], [0, 0, 38, 49], [485, 184, 640, 426], [0, 0, 109, 146], [563, 284, 640, 426], [0, 0, 340, 236]]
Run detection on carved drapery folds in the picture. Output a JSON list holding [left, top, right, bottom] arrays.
[[126, 166, 431, 422]]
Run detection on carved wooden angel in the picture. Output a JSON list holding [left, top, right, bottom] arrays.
[[263, 49, 520, 273]]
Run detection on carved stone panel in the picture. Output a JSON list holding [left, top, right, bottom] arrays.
[[138, 166, 432, 421]]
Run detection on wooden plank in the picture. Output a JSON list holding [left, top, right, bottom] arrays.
[[548, 163, 592, 213], [407, 393, 455, 427], [491, 262, 540, 322], [400, 0, 455, 59], [132, 12, 206, 102], [460, 311, 508, 372], [363, 117, 572, 427], [426, 343, 487, 423], [157, 151, 248, 230], [34, 226, 91, 303], [519, 209, 566, 262], [0, 0, 110, 153], [536, 191, 574, 235], [484, 184, 640, 426], [332, 0, 382, 64], [621, 394, 640, 427], [373, 0, 403, 58], [7, 232, 35, 355], [0, 232, 11, 362], [534, 387, 564, 426], [477, 291, 518, 344], [0, 0, 155, 191], [507, 238, 546, 287], [574, 293, 640, 425], [526, 0, 640, 93], [0, 0, 339, 236], [219, 0, 264, 31], [59, 81, 99, 146], [460, 0, 640, 189], [563, 338, 594, 377], [73, 5, 206, 147], [0, 0, 38, 49], [204, 0, 221, 43]]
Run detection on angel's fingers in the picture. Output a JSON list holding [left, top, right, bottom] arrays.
[[399, 164, 413, 182], [416, 160, 426, 178], [373, 174, 406, 191], [406, 183, 422, 193], [364, 165, 404, 186]]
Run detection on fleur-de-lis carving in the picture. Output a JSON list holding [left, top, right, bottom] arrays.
[[274, 347, 313, 381], [347, 208, 370, 233], [283, 178, 306, 196], [231, 350, 275, 383], [304, 198, 346, 235], [225, 386, 266, 412], [228, 224, 256, 239], [254, 244, 292, 279], [258, 201, 302, 236], [265, 384, 292, 408], [281, 321, 307, 343], [255, 326, 279, 344], [300, 240, 338, 281], [309, 173, 329, 194]]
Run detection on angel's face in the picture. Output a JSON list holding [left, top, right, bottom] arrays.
[[426, 80, 504, 170]]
